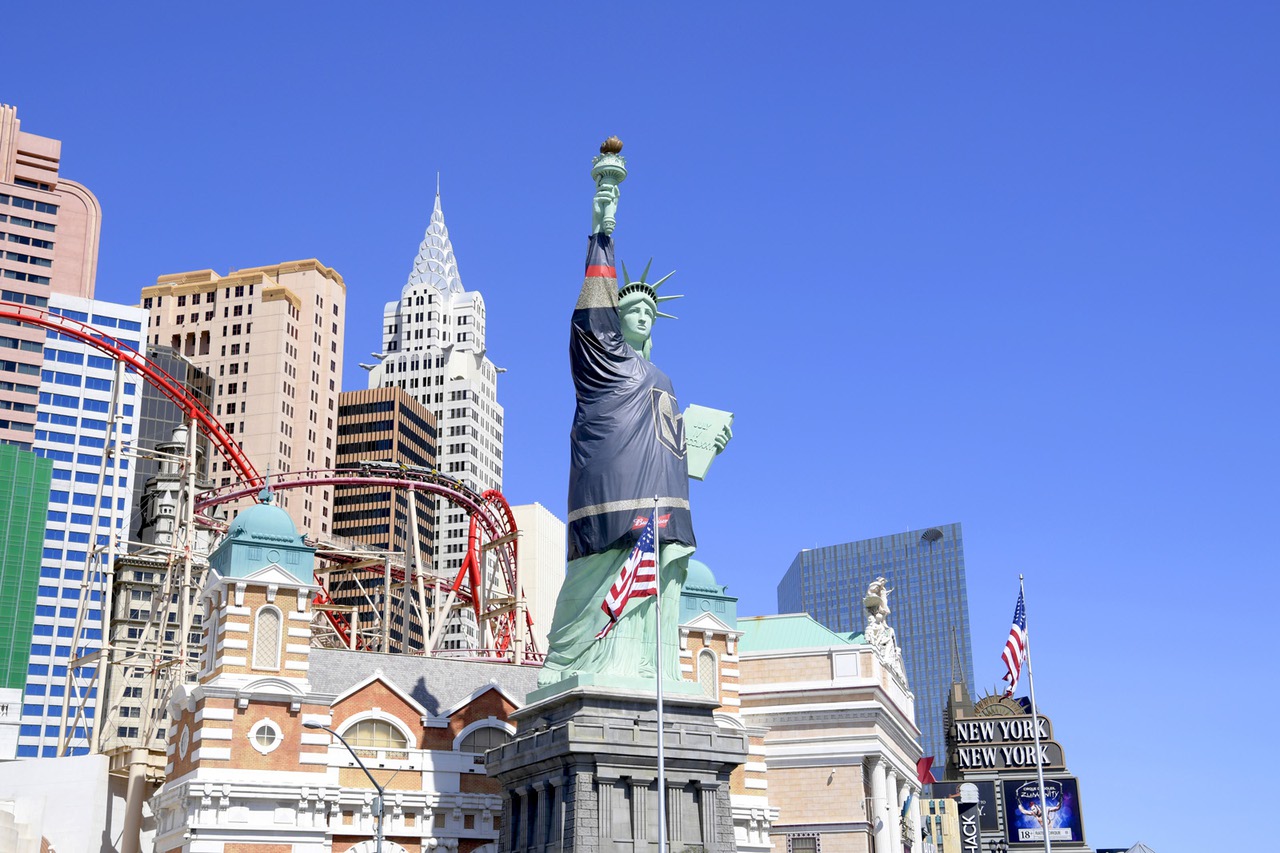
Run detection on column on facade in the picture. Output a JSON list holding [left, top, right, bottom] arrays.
[[885, 768, 900, 853], [868, 757, 891, 853], [699, 781, 719, 851], [906, 783, 923, 851]]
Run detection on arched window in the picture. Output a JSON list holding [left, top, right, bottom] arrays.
[[342, 718, 410, 759], [458, 725, 512, 754], [252, 606, 282, 670], [698, 649, 718, 699]]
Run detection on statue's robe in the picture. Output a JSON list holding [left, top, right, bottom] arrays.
[[537, 233, 694, 687]]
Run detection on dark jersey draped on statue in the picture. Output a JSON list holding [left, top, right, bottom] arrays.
[[536, 231, 697, 689], [567, 232, 695, 561]]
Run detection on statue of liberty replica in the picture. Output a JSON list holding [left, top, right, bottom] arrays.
[[490, 139, 743, 853], [537, 135, 733, 692]]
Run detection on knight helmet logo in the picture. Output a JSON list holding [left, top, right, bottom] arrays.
[[650, 388, 686, 459]]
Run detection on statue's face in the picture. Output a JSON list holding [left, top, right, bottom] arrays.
[[620, 301, 654, 351]]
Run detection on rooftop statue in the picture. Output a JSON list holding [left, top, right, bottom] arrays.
[[536, 138, 733, 692], [864, 576, 907, 682]]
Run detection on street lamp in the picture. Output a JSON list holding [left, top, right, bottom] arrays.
[[304, 720, 384, 853]]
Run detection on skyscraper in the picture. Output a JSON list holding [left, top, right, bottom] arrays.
[[776, 523, 976, 769], [366, 191, 504, 579], [0, 443, 52, 760], [0, 103, 102, 449], [20, 293, 144, 758], [330, 386, 438, 652], [129, 345, 214, 540], [141, 259, 347, 538]]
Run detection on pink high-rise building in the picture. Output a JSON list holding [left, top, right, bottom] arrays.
[[0, 104, 103, 448]]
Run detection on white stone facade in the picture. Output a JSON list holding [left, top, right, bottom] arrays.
[[366, 192, 504, 589], [508, 503, 565, 654]]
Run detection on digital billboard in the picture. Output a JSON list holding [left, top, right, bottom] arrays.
[[1003, 777, 1086, 845]]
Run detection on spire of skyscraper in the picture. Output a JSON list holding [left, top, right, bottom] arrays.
[[406, 189, 464, 294]]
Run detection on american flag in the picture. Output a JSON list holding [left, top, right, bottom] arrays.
[[595, 513, 658, 639], [1001, 590, 1028, 697]]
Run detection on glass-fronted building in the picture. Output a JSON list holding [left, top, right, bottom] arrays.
[[129, 345, 213, 540], [19, 294, 144, 757], [0, 444, 53, 758], [776, 523, 975, 770]]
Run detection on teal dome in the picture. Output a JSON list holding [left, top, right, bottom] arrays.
[[209, 497, 314, 582], [684, 559, 723, 594], [226, 500, 303, 545]]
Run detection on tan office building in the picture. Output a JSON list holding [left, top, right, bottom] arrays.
[[141, 259, 346, 536], [0, 104, 103, 447]]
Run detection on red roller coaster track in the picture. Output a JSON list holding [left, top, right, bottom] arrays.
[[2, 301, 537, 661], [0, 302, 261, 486]]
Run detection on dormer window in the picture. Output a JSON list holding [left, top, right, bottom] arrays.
[[342, 718, 410, 761]]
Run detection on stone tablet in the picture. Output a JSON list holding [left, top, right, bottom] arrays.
[[683, 404, 734, 481]]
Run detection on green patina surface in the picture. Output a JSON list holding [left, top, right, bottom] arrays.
[[207, 496, 313, 582], [0, 445, 53, 690], [536, 141, 735, 698], [737, 613, 867, 654]]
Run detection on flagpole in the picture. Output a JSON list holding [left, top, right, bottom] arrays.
[[653, 496, 668, 853], [1020, 574, 1052, 853]]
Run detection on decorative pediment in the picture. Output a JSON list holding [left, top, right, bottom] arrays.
[[239, 564, 314, 588], [682, 611, 739, 636], [331, 671, 430, 718], [438, 680, 525, 719]]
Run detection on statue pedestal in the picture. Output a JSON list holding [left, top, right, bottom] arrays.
[[487, 684, 746, 853]]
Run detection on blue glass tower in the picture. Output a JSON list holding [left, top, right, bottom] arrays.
[[777, 523, 975, 771]]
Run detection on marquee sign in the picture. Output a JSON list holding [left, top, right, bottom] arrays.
[[949, 715, 1066, 771]]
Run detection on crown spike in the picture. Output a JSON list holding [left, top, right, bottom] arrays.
[[656, 311, 679, 320], [620, 260, 631, 285], [640, 258, 653, 284], [650, 270, 676, 289], [655, 294, 684, 303]]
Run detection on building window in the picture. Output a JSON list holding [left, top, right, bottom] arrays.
[[458, 724, 512, 754], [252, 605, 282, 669], [342, 717, 410, 759], [788, 834, 820, 853], [248, 719, 282, 754], [698, 649, 718, 699]]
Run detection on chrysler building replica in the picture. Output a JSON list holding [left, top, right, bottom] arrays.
[[366, 189, 504, 579]]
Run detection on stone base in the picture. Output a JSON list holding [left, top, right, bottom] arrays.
[[526, 674, 703, 706], [488, 686, 747, 853]]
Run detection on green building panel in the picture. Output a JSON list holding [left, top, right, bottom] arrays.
[[0, 444, 53, 690]]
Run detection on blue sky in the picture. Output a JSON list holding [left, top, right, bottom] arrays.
[[7, 4, 1278, 850]]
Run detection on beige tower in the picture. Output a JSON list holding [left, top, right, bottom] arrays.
[[141, 260, 346, 537], [152, 498, 333, 853], [0, 103, 103, 448]]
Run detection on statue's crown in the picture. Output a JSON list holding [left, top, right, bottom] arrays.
[[618, 259, 683, 320]]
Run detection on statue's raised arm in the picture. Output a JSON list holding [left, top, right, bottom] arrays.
[[590, 136, 626, 235]]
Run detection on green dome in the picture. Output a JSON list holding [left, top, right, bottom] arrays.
[[226, 500, 303, 545], [684, 559, 723, 594]]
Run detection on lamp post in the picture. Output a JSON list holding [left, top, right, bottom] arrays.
[[304, 721, 384, 853]]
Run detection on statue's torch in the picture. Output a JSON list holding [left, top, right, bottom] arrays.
[[591, 136, 627, 234]]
